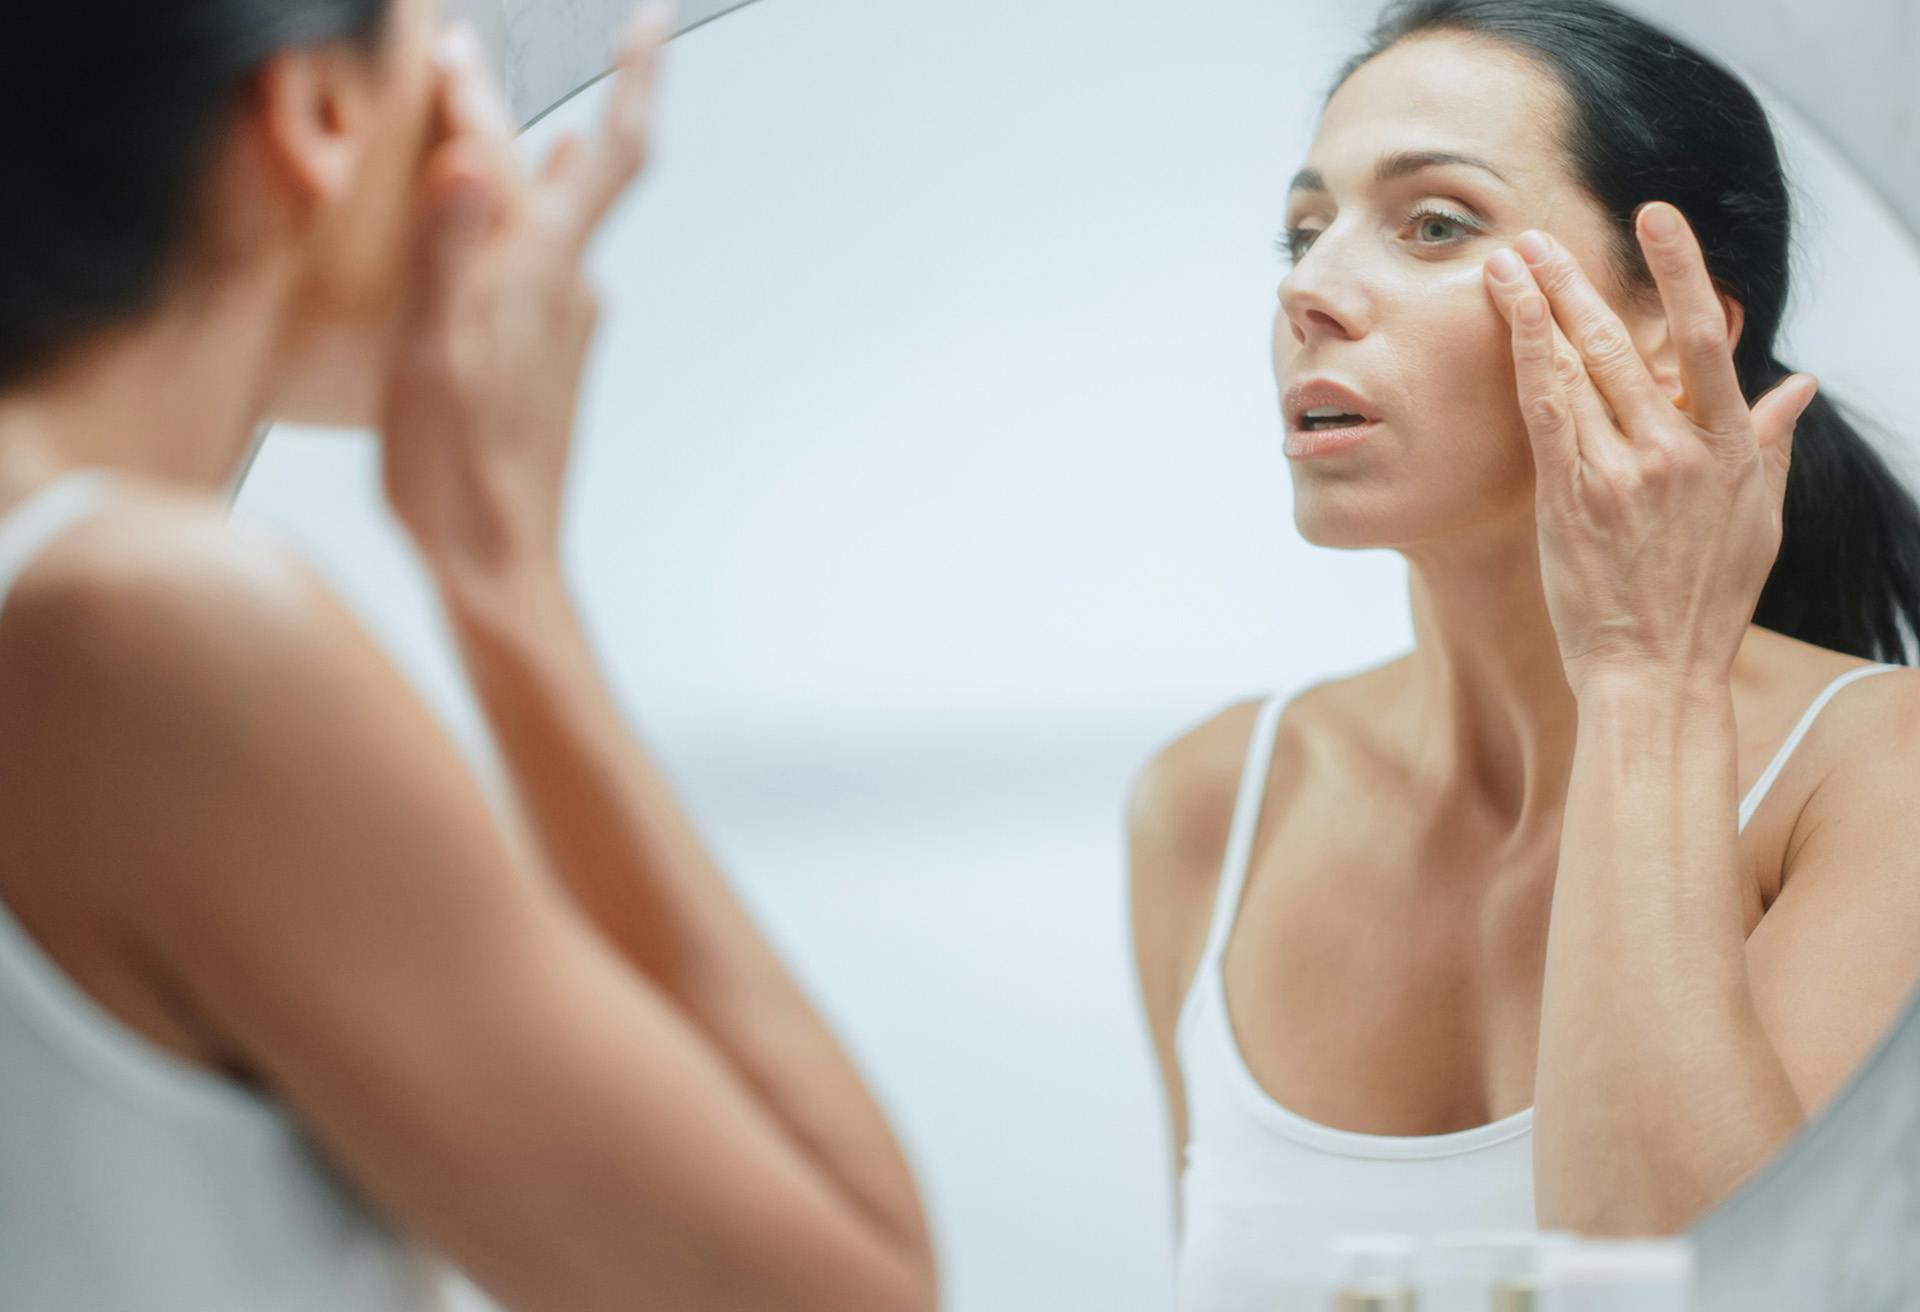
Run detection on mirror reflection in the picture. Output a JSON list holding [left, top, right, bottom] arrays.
[[242, 0, 1920, 1307], [3, 0, 1915, 1307]]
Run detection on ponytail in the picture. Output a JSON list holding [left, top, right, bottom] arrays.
[[1754, 376, 1920, 663], [1340, 0, 1920, 668]]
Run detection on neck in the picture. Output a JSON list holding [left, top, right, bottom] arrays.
[[0, 270, 292, 496], [1398, 507, 1578, 835]]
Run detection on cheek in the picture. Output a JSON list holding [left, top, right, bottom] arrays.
[[1404, 263, 1532, 463]]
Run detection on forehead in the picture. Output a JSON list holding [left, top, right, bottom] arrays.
[[1307, 34, 1569, 193]]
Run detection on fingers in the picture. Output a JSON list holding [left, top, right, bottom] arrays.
[[392, 175, 495, 404], [1511, 229, 1669, 444], [1749, 371, 1818, 506], [1635, 202, 1749, 438], [428, 23, 527, 221], [542, 0, 676, 256], [1485, 249, 1619, 482], [1507, 289, 1579, 479]]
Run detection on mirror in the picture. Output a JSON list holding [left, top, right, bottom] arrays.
[[236, 0, 1920, 1306]]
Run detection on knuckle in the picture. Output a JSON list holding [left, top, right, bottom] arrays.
[[1517, 335, 1556, 365], [1680, 313, 1728, 357], [1580, 324, 1633, 369], [1639, 443, 1677, 481], [1537, 256, 1581, 295], [1644, 436, 1707, 484], [1526, 392, 1568, 430], [1552, 350, 1585, 387]]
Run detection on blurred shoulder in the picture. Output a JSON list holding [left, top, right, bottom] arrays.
[[0, 476, 365, 735]]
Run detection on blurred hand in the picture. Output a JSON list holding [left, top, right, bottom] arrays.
[[378, 1, 674, 582]]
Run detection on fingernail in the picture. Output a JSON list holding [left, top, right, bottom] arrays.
[[1487, 249, 1525, 283], [1514, 230, 1551, 264], [435, 21, 479, 69], [1641, 203, 1680, 241], [634, 0, 679, 34]]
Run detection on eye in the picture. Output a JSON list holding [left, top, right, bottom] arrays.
[[1404, 203, 1482, 249], [1274, 226, 1319, 266], [1276, 203, 1484, 267]]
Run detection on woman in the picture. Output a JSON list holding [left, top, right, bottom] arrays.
[[0, 2, 935, 1309], [1128, 0, 1920, 1302]]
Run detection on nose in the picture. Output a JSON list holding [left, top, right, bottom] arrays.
[[1277, 235, 1368, 348]]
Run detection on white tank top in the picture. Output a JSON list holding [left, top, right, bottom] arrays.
[[0, 471, 448, 1311], [1173, 663, 1902, 1310]]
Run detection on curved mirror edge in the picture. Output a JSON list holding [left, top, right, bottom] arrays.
[[1693, 974, 1920, 1309], [448, 1, 1920, 1306], [495, 0, 768, 127]]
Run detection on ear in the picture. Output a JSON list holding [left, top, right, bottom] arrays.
[[1627, 287, 1748, 405], [248, 45, 383, 213]]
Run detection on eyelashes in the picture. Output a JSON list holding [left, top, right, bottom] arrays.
[[1275, 203, 1486, 266]]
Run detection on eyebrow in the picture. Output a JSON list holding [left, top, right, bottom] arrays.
[[1287, 150, 1511, 195]]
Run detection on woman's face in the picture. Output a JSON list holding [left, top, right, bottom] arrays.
[[1274, 35, 1637, 552], [261, 0, 448, 428]]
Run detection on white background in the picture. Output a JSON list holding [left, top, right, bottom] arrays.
[[237, 1, 1920, 1306]]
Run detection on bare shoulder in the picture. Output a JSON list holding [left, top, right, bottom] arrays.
[[0, 483, 318, 684], [1126, 668, 1390, 897], [1742, 631, 1920, 816], [0, 482, 440, 901], [1124, 696, 1270, 1109], [1127, 676, 1374, 1030], [1126, 697, 1268, 881], [1788, 654, 1920, 819]]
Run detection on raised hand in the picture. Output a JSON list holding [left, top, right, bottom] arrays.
[[378, 1, 675, 584], [1480, 203, 1819, 695]]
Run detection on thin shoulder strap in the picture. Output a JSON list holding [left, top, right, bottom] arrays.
[[1173, 695, 1291, 1052], [1194, 694, 1292, 976], [0, 470, 117, 624], [1738, 662, 1904, 831]]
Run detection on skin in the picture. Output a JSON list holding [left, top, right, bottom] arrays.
[[0, 2, 936, 1308], [1131, 32, 1920, 1238]]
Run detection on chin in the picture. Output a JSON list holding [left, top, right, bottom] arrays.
[[1289, 482, 1408, 550]]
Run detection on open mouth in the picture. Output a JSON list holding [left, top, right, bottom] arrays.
[[1298, 407, 1370, 431]]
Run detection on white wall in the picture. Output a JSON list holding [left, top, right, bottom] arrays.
[[235, 1, 1920, 1306]]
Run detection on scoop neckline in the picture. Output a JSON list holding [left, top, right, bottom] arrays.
[[1207, 965, 1535, 1161]]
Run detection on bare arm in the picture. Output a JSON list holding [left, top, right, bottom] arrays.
[[39, 507, 933, 1312], [1479, 204, 1920, 1235], [1535, 667, 1920, 1234], [324, 11, 931, 1295], [438, 559, 932, 1264]]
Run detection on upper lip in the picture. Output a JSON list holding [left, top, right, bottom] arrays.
[[1284, 378, 1382, 430]]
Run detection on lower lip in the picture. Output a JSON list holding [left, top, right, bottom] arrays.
[[1285, 418, 1382, 459]]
